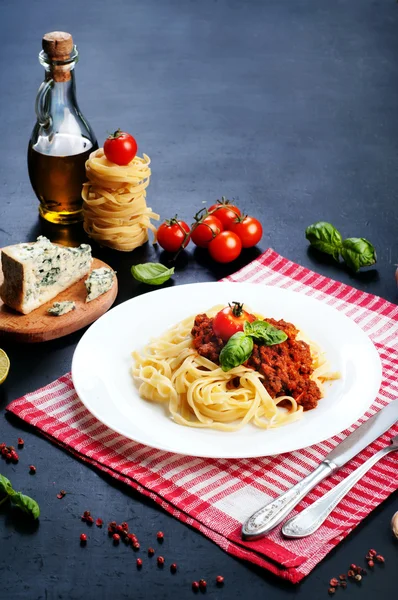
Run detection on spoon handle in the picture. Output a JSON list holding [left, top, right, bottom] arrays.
[[282, 445, 394, 538]]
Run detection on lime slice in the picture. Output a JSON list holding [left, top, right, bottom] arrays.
[[0, 349, 10, 384]]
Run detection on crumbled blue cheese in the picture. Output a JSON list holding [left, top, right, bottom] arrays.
[[85, 268, 115, 302], [47, 301, 76, 316], [0, 236, 93, 314]]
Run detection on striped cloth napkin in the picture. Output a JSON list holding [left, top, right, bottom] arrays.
[[7, 249, 398, 583]]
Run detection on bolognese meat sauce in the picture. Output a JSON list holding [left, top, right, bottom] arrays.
[[191, 314, 321, 411]]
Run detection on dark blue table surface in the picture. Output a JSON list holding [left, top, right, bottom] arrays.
[[0, 1, 397, 598]]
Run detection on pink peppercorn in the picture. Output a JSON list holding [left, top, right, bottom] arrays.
[[112, 533, 121, 545]]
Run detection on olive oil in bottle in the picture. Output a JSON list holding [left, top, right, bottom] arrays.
[[27, 32, 97, 224]]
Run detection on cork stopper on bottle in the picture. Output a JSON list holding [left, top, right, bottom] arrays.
[[42, 32, 74, 82], [42, 31, 73, 60]]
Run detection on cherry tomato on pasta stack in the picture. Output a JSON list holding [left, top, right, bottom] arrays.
[[104, 129, 138, 165], [230, 215, 263, 248], [191, 214, 223, 248], [208, 230, 242, 263], [213, 302, 256, 341], [209, 197, 241, 229], [157, 216, 191, 253]]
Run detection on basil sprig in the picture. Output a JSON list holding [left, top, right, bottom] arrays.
[[305, 222, 376, 272], [219, 332, 254, 372], [0, 473, 40, 519], [305, 221, 343, 261], [131, 262, 175, 285], [244, 320, 288, 345], [219, 320, 287, 372], [340, 238, 377, 272]]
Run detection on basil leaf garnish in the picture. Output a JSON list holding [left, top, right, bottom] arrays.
[[9, 491, 40, 520], [0, 472, 40, 518], [244, 320, 288, 345], [340, 238, 377, 272], [0, 474, 13, 496], [131, 263, 175, 285], [305, 222, 343, 261], [219, 332, 253, 372]]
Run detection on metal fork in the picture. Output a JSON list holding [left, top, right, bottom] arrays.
[[282, 434, 398, 538]]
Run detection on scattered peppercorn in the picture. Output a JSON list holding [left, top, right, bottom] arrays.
[[112, 533, 121, 545], [80, 533, 87, 545], [354, 574, 362, 582], [56, 490, 66, 499], [116, 524, 124, 534], [170, 563, 177, 573], [350, 564, 357, 570], [199, 579, 207, 591], [347, 570, 355, 578], [136, 558, 143, 569], [133, 542, 140, 550], [29, 465, 36, 474], [96, 518, 103, 528], [10, 450, 19, 463], [157, 531, 164, 541], [216, 575, 224, 586], [368, 560, 374, 568], [375, 554, 385, 563], [329, 578, 339, 587], [109, 521, 117, 530], [86, 515, 94, 525], [157, 556, 165, 567], [121, 521, 129, 531], [328, 589, 336, 596], [17, 438, 24, 448], [148, 547, 155, 557], [368, 549, 377, 557], [192, 581, 199, 592], [340, 581, 347, 589], [339, 574, 346, 581]]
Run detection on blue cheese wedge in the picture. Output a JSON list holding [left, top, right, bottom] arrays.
[[47, 301, 76, 316], [0, 236, 92, 315], [85, 267, 115, 302]]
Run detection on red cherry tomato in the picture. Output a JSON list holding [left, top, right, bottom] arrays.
[[213, 303, 256, 341], [191, 215, 223, 248], [208, 231, 242, 263], [157, 217, 190, 253], [209, 198, 241, 229], [231, 215, 263, 248], [104, 129, 138, 165]]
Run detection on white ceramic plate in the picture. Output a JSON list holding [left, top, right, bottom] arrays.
[[72, 282, 382, 458]]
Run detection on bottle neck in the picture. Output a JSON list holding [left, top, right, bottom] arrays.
[[46, 69, 78, 108]]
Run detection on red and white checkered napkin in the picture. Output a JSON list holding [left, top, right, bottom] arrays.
[[7, 249, 398, 583]]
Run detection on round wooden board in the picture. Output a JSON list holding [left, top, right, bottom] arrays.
[[0, 258, 118, 343]]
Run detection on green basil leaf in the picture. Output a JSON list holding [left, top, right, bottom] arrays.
[[219, 332, 253, 372], [131, 263, 175, 285], [305, 221, 343, 261], [10, 491, 40, 519], [0, 474, 13, 496], [244, 320, 288, 345], [341, 238, 377, 272]]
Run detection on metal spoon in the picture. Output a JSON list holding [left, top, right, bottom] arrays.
[[282, 434, 398, 538]]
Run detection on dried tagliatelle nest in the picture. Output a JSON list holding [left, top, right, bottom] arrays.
[[392, 511, 398, 539], [82, 148, 159, 252]]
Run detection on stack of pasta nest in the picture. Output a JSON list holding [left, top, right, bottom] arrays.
[[82, 149, 159, 251]]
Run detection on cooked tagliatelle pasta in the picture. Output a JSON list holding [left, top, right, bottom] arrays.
[[131, 307, 339, 432], [82, 148, 159, 251]]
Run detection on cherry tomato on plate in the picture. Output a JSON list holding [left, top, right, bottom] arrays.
[[104, 129, 138, 165], [209, 197, 241, 229], [191, 215, 223, 248], [213, 302, 256, 341], [208, 230, 242, 263], [157, 217, 191, 253], [231, 215, 263, 248]]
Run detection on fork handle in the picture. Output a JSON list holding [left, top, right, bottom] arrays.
[[241, 460, 335, 540], [282, 446, 391, 538]]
